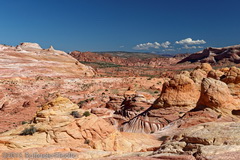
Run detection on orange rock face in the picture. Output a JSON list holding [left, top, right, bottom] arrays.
[[153, 74, 200, 109], [196, 78, 240, 112]]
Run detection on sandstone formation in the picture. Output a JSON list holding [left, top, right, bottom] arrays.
[[0, 42, 95, 78], [17, 42, 42, 50], [178, 45, 240, 64], [153, 74, 200, 110], [154, 122, 240, 160], [190, 63, 212, 84], [195, 78, 240, 113], [113, 64, 240, 136], [113, 74, 200, 134], [221, 66, 240, 84], [0, 97, 161, 159], [1, 41, 240, 159]]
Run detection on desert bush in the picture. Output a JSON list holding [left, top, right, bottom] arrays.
[[70, 111, 81, 118], [21, 121, 28, 125], [83, 111, 90, 117], [20, 126, 36, 135], [77, 100, 86, 107]]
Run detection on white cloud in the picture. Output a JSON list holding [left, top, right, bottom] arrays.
[[133, 41, 171, 50], [161, 41, 171, 48], [119, 45, 125, 48], [176, 38, 206, 45], [182, 45, 204, 49]]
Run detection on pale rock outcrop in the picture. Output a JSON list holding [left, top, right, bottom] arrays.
[[221, 66, 240, 84], [207, 69, 224, 80], [195, 78, 240, 113], [155, 122, 240, 160], [48, 45, 55, 51], [0, 44, 9, 51], [18, 42, 42, 50], [196, 63, 212, 73], [0, 42, 96, 78], [190, 68, 207, 84], [220, 67, 240, 98], [190, 63, 212, 84]]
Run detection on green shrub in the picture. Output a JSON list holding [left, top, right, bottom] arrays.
[[88, 97, 94, 102], [20, 126, 36, 135], [78, 98, 95, 107], [78, 100, 86, 107], [70, 111, 81, 118], [21, 121, 28, 125], [83, 111, 90, 117]]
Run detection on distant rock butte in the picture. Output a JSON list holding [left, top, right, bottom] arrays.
[[0, 42, 95, 78], [178, 44, 240, 64]]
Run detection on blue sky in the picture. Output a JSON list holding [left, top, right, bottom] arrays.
[[0, 0, 239, 53]]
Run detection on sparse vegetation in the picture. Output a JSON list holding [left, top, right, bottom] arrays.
[[81, 83, 94, 90], [140, 74, 156, 78], [147, 77, 153, 80], [157, 81, 162, 85], [139, 89, 157, 95], [111, 89, 119, 94], [77, 100, 86, 107], [21, 121, 28, 125], [70, 111, 81, 118], [77, 98, 95, 107], [83, 111, 91, 117], [20, 126, 36, 136], [80, 61, 123, 68], [84, 139, 90, 144]]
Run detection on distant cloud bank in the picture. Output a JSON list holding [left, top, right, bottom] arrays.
[[133, 38, 206, 51]]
